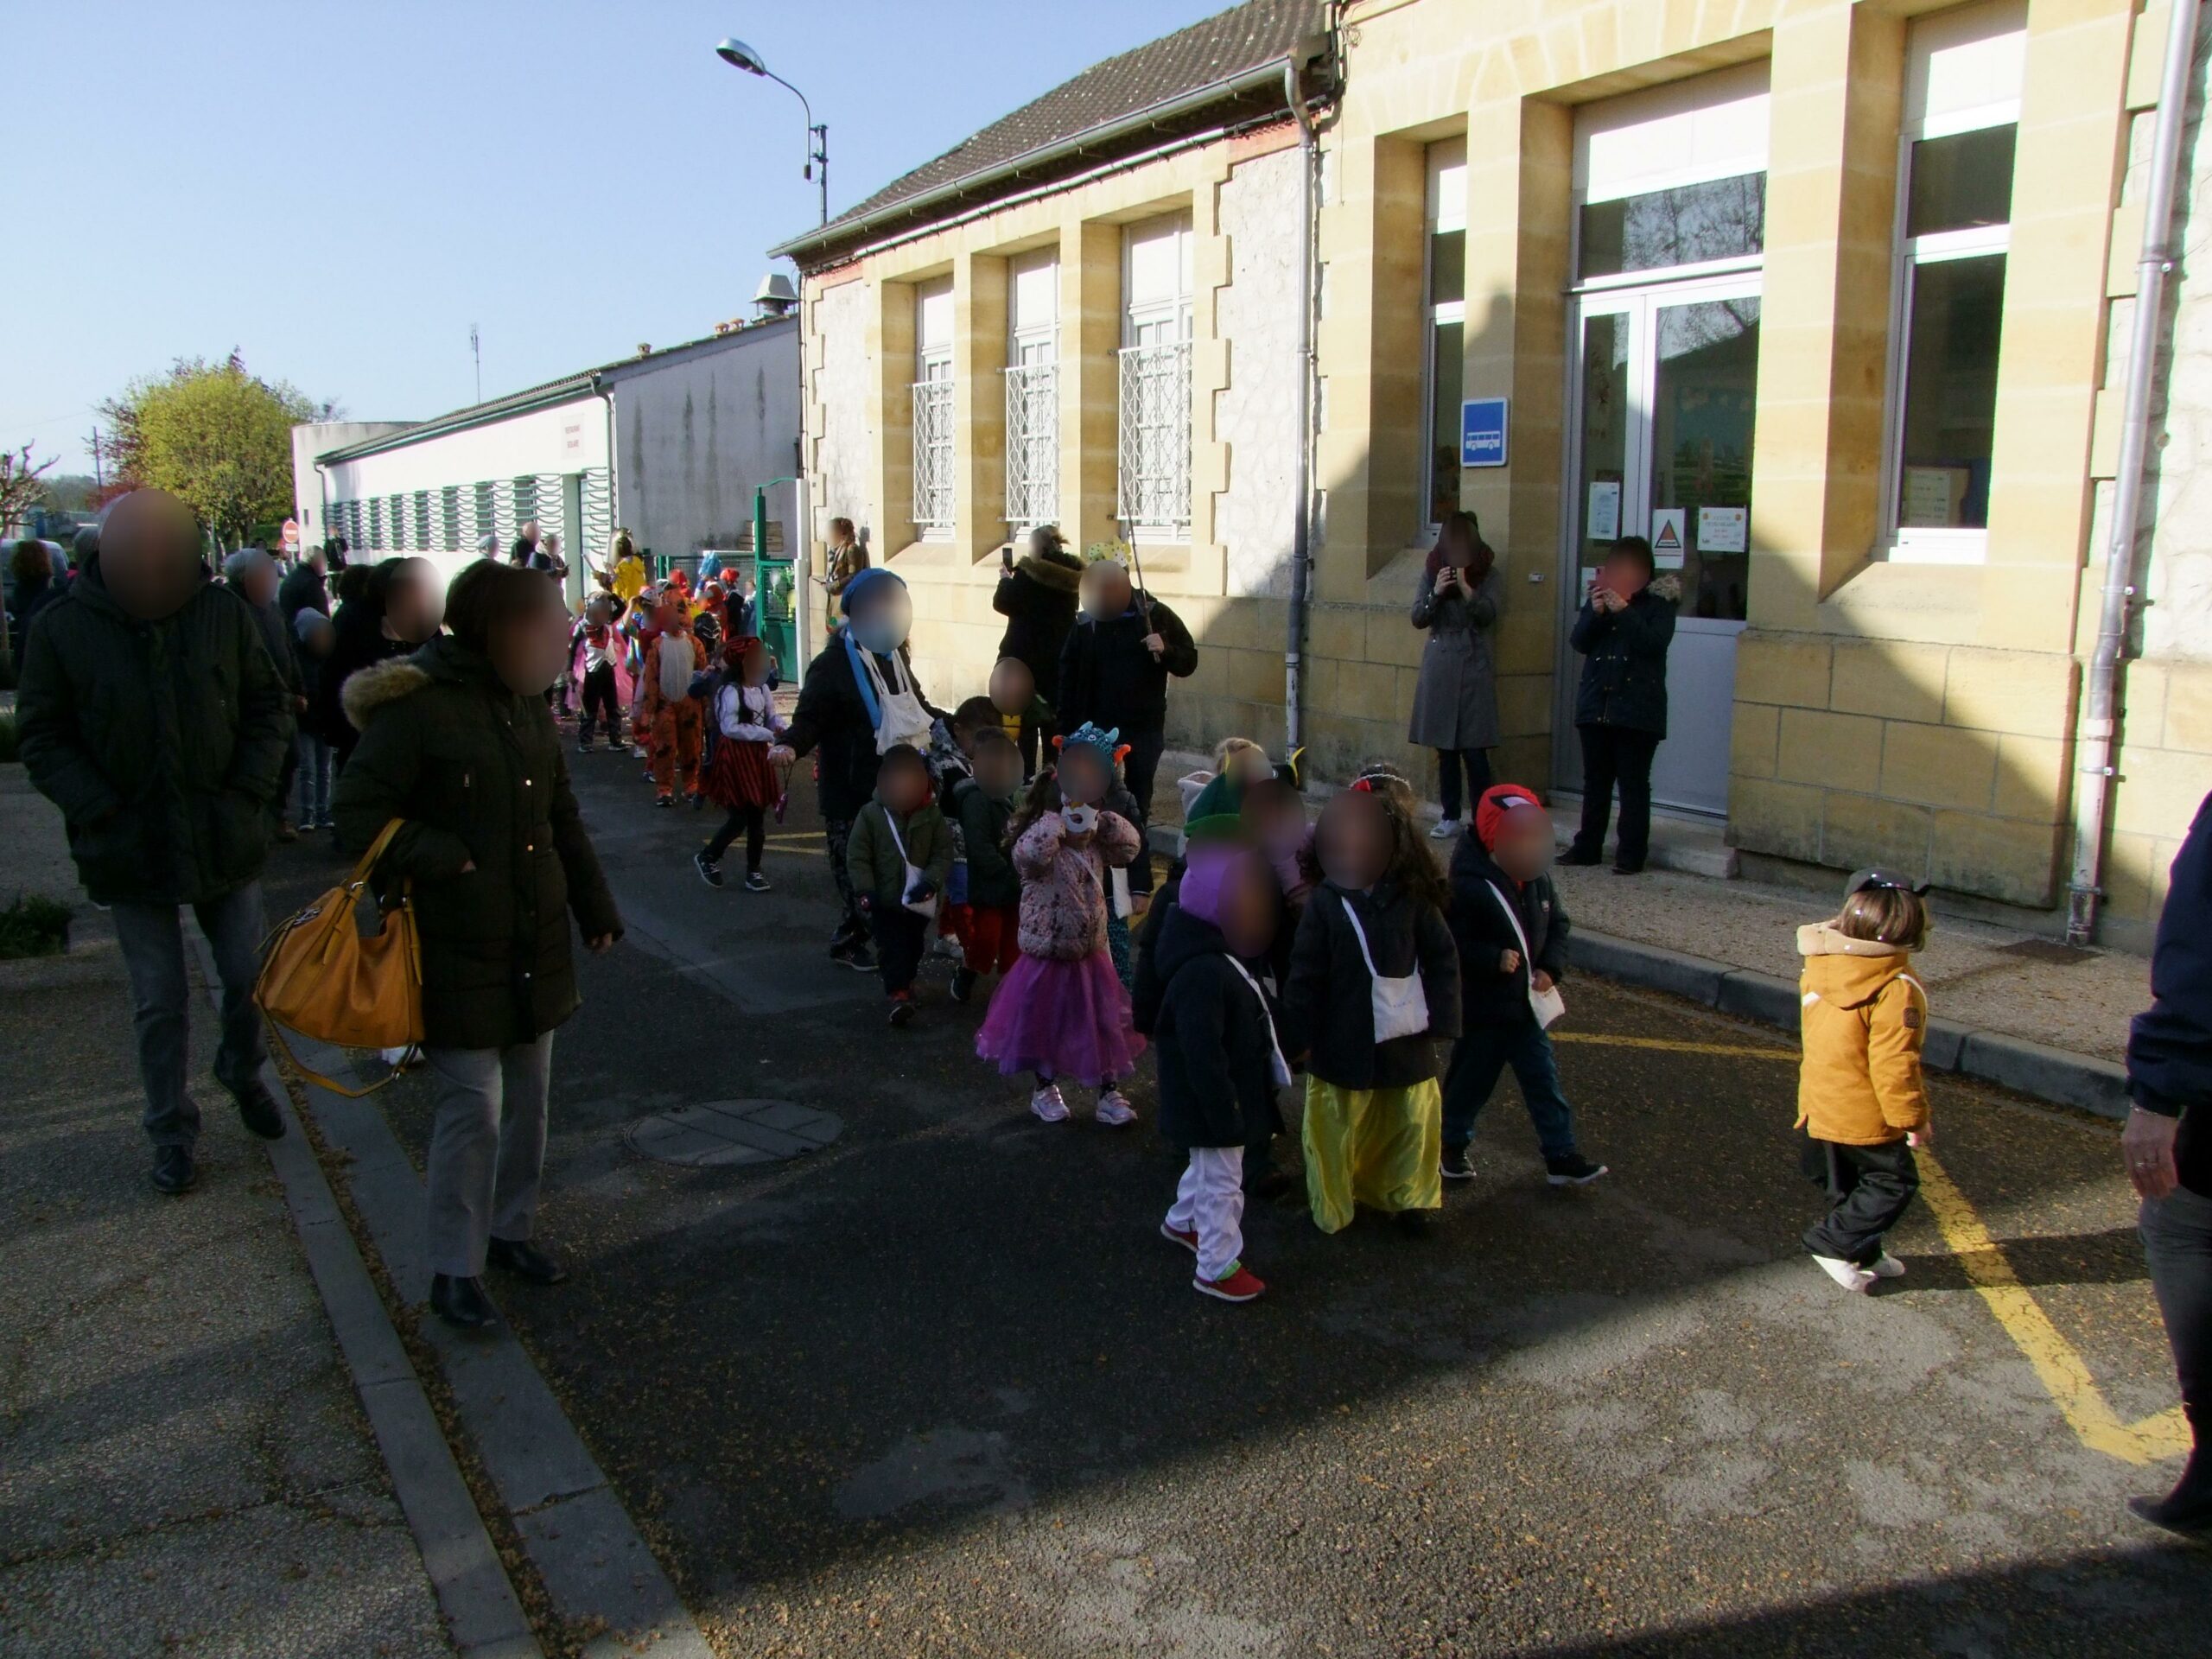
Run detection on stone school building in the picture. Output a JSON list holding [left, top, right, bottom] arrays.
[[776, 0, 2212, 944]]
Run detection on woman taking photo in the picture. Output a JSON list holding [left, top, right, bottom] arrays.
[[333, 561, 622, 1332], [1408, 511, 1504, 840], [1560, 534, 1679, 874]]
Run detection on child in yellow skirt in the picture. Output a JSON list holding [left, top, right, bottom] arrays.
[[1283, 768, 1461, 1234]]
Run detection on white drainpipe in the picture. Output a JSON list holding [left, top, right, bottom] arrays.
[[2067, 0, 2202, 944]]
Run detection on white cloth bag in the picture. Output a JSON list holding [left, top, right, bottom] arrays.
[[881, 814, 939, 919], [859, 649, 934, 756], [1485, 880, 1567, 1030], [1341, 898, 1430, 1044]]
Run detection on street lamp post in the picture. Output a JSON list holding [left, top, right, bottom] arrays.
[[714, 37, 827, 226]]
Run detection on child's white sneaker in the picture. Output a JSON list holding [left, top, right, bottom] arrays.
[[1812, 1254, 1877, 1294], [1095, 1089, 1137, 1128], [1868, 1251, 1906, 1279], [1429, 817, 1462, 840], [1030, 1084, 1070, 1123]]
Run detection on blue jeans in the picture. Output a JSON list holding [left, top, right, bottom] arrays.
[[296, 732, 332, 827], [110, 882, 268, 1147], [1442, 1018, 1577, 1160]]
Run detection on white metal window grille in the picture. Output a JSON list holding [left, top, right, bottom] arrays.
[[441, 486, 461, 550], [474, 483, 498, 552], [581, 467, 613, 566], [512, 475, 538, 533], [1880, 0, 2023, 564], [1119, 215, 1193, 536], [389, 496, 406, 550], [1004, 251, 1059, 528], [1003, 362, 1058, 527], [1423, 138, 1468, 535], [368, 498, 385, 551], [413, 491, 432, 550], [912, 278, 956, 536]]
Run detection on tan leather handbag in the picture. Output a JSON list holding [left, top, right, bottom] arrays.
[[256, 818, 423, 1096]]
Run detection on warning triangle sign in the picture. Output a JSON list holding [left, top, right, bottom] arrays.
[[1652, 516, 1682, 552]]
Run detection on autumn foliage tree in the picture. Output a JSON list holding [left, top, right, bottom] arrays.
[[99, 353, 321, 548]]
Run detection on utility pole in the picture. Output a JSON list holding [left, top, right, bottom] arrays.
[[86, 428, 103, 492], [470, 324, 482, 404]]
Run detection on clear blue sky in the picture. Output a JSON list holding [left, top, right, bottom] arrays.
[[8, 0, 1236, 474]]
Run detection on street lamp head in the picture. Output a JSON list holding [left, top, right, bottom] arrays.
[[714, 36, 767, 75]]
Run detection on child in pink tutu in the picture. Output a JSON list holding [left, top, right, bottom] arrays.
[[976, 722, 1147, 1124]]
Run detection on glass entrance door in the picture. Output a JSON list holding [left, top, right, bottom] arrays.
[[1555, 274, 1760, 817]]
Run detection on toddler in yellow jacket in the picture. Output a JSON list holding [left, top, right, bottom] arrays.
[[1796, 870, 1934, 1294]]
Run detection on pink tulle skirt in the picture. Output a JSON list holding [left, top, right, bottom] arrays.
[[975, 950, 1146, 1086]]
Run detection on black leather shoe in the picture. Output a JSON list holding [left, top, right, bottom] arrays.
[[232, 1081, 286, 1141], [486, 1236, 569, 1286], [150, 1145, 197, 1195], [1555, 846, 1603, 868], [429, 1274, 497, 1329]]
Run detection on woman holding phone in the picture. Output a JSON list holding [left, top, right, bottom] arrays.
[[1560, 534, 1679, 874], [1408, 511, 1504, 839]]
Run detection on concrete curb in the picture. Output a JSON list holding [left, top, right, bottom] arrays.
[[1567, 929, 2131, 1120], [188, 932, 545, 1659]]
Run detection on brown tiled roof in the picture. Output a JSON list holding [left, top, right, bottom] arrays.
[[777, 0, 1325, 263]]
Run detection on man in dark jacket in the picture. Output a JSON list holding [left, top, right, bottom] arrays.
[[2124, 789, 2212, 1536], [278, 543, 329, 626], [777, 568, 938, 969], [1560, 534, 1679, 874], [1055, 559, 1197, 824], [1441, 785, 1606, 1186], [17, 490, 294, 1195], [993, 526, 1083, 776]]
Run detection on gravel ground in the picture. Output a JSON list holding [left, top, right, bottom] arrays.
[[0, 908, 454, 1659]]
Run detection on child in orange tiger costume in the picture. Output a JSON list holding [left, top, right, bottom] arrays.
[[643, 601, 707, 807]]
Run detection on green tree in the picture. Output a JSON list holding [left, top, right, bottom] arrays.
[[101, 353, 320, 548]]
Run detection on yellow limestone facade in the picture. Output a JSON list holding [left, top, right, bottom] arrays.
[[794, 0, 2212, 943]]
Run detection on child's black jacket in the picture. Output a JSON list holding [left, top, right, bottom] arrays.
[[1446, 836, 1571, 1027], [1132, 904, 1282, 1151], [1283, 879, 1460, 1089]]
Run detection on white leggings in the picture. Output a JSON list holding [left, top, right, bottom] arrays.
[[1166, 1147, 1246, 1281]]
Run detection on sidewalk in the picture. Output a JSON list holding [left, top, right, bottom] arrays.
[[0, 912, 455, 1658], [1152, 750, 2146, 1115]]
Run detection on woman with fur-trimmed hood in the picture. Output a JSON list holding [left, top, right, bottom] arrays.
[[1560, 534, 1681, 876]]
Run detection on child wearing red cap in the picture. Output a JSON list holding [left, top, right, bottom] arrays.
[[1440, 784, 1608, 1186]]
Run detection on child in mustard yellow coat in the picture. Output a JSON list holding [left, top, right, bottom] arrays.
[[1796, 869, 1935, 1294]]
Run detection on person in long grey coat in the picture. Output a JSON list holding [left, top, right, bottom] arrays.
[[1407, 510, 1503, 838]]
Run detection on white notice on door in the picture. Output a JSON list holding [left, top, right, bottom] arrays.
[[1586, 480, 1621, 542], [1650, 507, 1687, 569], [1697, 505, 1747, 553]]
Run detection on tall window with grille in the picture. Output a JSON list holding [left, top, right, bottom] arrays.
[[441, 486, 461, 551], [1118, 213, 1194, 539], [1423, 140, 1467, 534], [367, 497, 385, 551], [413, 491, 432, 550], [474, 483, 497, 552], [1003, 250, 1059, 531], [512, 475, 539, 541], [912, 277, 956, 537], [1881, 0, 2022, 563]]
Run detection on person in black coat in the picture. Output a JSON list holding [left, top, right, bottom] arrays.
[[1560, 534, 1680, 874], [1441, 784, 1606, 1186], [279, 546, 330, 626], [1056, 558, 1198, 826], [1134, 842, 1287, 1303], [775, 567, 939, 969], [994, 526, 1083, 776], [2124, 788, 2212, 1536], [321, 556, 444, 792]]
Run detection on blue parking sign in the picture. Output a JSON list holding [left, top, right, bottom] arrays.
[[1460, 397, 1509, 468]]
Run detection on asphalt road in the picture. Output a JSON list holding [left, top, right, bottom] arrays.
[[256, 741, 2211, 1658]]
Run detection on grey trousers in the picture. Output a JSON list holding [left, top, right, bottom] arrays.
[[423, 1033, 556, 1278], [111, 882, 268, 1148], [2142, 1185, 2212, 1415]]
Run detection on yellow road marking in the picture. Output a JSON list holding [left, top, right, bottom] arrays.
[[1553, 1033, 1793, 1060], [1917, 1152, 2187, 1465]]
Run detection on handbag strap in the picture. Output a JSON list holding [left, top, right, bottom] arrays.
[[349, 817, 408, 890], [882, 810, 911, 867], [1339, 893, 1384, 980], [1223, 955, 1293, 1081], [1484, 880, 1536, 968]]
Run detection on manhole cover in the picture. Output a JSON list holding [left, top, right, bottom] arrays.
[[624, 1099, 842, 1167]]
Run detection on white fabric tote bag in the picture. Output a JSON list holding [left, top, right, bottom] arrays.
[[1340, 897, 1430, 1044], [881, 815, 940, 919], [1485, 880, 1567, 1030]]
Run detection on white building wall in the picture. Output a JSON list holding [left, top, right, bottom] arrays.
[[289, 422, 410, 550], [612, 320, 800, 575], [809, 278, 877, 552]]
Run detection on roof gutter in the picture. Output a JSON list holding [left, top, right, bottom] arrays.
[[769, 46, 1320, 267]]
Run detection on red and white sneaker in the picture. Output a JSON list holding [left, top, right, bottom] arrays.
[[1195, 1263, 1267, 1303], [1160, 1221, 1198, 1254]]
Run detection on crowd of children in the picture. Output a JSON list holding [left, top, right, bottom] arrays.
[[557, 543, 1940, 1315]]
